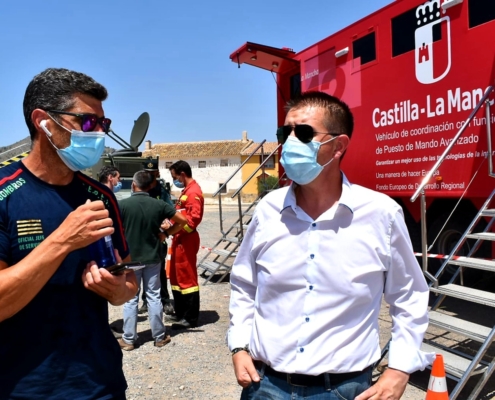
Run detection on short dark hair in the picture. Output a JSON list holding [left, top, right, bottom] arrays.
[[23, 68, 108, 140], [98, 166, 119, 183], [133, 170, 154, 191], [285, 92, 354, 138], [169, 160, 192, 178]]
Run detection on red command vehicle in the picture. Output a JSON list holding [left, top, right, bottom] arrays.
[[231, 0, 495, 263]]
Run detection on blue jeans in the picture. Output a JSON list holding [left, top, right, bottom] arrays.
[[241, 363, 372, 400], [123, 263, 166, 344]]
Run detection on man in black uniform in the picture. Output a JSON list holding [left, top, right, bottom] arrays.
[[139, 158, 175, 315], [144, 158, 174, 206]]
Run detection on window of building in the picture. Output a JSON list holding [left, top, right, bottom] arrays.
[[391, 6, 442, 57], [220, 159, 229, 167], [218, 183, 227, 194], [469, 0, 495, 28], [261, 155, 275, 169], [352, 32, 376, 65], [165, 162, 173, 169], [198, 161, 206, 168]]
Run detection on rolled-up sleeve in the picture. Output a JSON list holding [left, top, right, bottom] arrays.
[[385, 209, 435, 373], [183, 192, 203, 232], [227, 214, 259, 351]]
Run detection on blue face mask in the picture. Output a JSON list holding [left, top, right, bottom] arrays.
[[173, 179, 185, 189], [41, 119, 105, 171], [280, 136, 338, 185], [113, 181, 122, 193]]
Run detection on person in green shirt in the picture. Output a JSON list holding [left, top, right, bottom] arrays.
[[118, 170, 186, 351], [139, 158, 175, 315]]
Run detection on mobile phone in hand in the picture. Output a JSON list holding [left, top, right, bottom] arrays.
[[105, 261, 145, 275]]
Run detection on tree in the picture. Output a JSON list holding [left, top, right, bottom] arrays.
[[257, 175, 279, 196]]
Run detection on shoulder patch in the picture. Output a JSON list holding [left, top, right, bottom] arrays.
[[0, 169, 26, 201]]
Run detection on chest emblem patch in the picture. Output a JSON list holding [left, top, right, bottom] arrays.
[[17, 220, 45, 250]]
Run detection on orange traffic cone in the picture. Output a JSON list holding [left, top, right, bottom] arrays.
[[165, 239, 173, 279], [426, 354, 448, 399]]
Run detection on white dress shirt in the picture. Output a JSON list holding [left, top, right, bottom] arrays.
[[228, 174, 435, 375]]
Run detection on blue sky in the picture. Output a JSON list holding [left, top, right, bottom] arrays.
[[0, 0, 390, 149]]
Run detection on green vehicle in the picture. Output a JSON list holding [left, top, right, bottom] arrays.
[[92, 112, 173, 202]]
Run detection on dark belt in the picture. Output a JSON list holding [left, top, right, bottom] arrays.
[[261, 363, 370, 387]]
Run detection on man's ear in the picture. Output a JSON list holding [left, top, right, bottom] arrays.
[[333, 135, 350, 159], [31, 109, 50, 137]]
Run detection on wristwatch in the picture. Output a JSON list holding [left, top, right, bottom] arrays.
[[231, 345, 249, 356]]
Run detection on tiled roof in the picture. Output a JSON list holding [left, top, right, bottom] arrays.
[[240, 142, 280, 156], [143, 140, 253, 159]]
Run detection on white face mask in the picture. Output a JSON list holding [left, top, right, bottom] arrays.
[[113, 181, 122, 193], [40, 118, 105, 171], [280, 136, 338, 185]]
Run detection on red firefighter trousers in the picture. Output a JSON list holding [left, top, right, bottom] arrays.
[[169, 230, 200, 324]]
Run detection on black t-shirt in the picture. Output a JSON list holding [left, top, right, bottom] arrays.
[[0, 161, 129, 400]]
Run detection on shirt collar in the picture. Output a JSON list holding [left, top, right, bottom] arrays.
[[281, 183, 297, 213], [339, 173, 354, 214], [280, 172, 354, 215], [181, 179, 196, 192], [131, 191, 150, 197]]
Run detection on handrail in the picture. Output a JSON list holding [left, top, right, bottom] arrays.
[[231, 143, 282, 198], [410, 85, 494, 203], [410, 84, 494, 285], [212, 140, 266, 197], [420, 191, 438, 285], [487, 97, 494, 177]]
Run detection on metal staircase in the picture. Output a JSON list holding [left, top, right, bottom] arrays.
[[197, 140, 282, 284], [198, 198, 259, 284], [408, 85, 495, 399], [424, 190, 495, 399]]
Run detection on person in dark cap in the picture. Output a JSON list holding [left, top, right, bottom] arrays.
[[144, 158, 158, 172], [139, 157, 175, 315], [143, 158, 173, 205]]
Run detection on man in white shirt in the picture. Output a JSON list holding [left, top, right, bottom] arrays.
[[228, 91, 434, 400]]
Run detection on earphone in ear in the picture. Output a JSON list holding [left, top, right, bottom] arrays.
[[39, 120, 52, 137]]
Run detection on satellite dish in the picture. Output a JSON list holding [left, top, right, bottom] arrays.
[[130, 112, 150, 150], [107, 112, 150, 152]]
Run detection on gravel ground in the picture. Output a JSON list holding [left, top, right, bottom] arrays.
[[110, 279, 238, 400], [109, 205, 242, 399], [109, 204, 495, 399]]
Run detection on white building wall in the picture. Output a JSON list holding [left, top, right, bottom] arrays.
[[159, 156, 242, 196]]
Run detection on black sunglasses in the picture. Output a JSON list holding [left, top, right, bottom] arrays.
[[276, 124, 340, 144], [47, 110, 111, 133]]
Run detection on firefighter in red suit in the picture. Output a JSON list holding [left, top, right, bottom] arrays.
[[163, 160, 204, 329]]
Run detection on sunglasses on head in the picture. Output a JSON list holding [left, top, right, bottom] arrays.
[[276, 124, 340, 144], [47, 110, 111, 133]]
